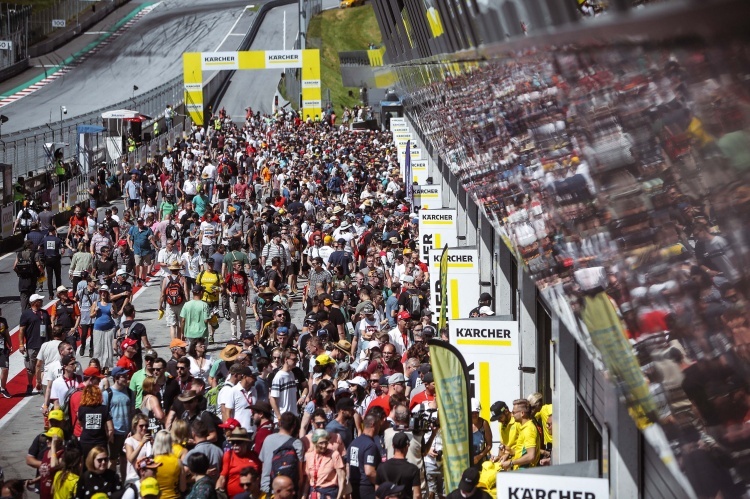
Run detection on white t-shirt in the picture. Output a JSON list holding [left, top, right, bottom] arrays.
[[217, 381, 236, 416], [50, 375, 81, 404], [45, 361, 83, 388], [37, 340, 61, 381], [202, 164, 217, 181], [270, 369, 298, 417], [230, 383, 257, 431], [124, 436, 153, 481], [200, 221, 216, 246]]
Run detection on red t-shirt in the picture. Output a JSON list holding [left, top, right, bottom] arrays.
[[225, 272, 249, 296], [410, 390, 435, 410], [365, 359, 404, 377], [366, 394, 390, 416], [221, 450, 261, 498]]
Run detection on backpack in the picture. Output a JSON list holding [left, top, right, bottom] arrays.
[[15, 249, 36, 278], [164, 275, 186, 306], [205, 381, 226, 418], [406, 291, 422, 317], [271, 437, 300, 487], [327, 176, 341, 193], [165, 222, 179, 242], [61, 381, 83, 428]]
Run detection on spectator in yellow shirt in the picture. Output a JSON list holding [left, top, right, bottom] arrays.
[[489, 401, 520, 463], [528, 392, 553, 448]]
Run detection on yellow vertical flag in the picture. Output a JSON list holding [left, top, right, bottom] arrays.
[[438, 244, 448, 332], [429, 339, 472, 492]]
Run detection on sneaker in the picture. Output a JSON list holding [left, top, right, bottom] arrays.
[[26, 385, 33, 395], [0, 388, 11, 398], [78, 346, 85, 356]]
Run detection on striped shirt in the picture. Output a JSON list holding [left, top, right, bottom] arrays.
[[307, 269, 332, 299], [261, 242, 289, 270], [270, 369, 298, 417]]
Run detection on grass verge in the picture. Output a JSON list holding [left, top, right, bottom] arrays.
[[306, 4, 381, 118]]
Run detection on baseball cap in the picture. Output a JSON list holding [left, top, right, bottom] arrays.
[[56, 285, 68, 294], [44, 427, 64, 440], [218, 418, 241, 430], [479, 292, 493, 302], [110, 366, 130, 378], [120, 338, 138, 351], [140, 477, 161, 497], [240, 331, 255, 340], [192, 284, 204, 294], [478, 306, 495, 316], [490, 401, 510, 421], [417, 363, 431, 374], [144, 349, 158, 360], [348, 376, 368, 389], [388, 373, 406, 385], [60, 354, 76, 367], [238, 366, 258, 378], [397, 311, 411, 321], [336, 397, 356, 411], [376, 482, 405, 499], [401, 275, 414, 283], [422, 325, 436, 338], [48, 409, 64, 421], [362, 303, 375, 314], [170, 338, 187, 349], [470, 398, 481, 413], [116, 269, 128, 276], [459, 468, 480, 493], [83, 366, 104, 379], [29, 293, 45, 303], [332, 290, 345, 302], [423, 372, 434, 383], [277, 326, 289, 335], [316, 354, 335, 367]]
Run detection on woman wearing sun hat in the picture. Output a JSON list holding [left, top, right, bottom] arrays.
[[216, 427, 261, 498]]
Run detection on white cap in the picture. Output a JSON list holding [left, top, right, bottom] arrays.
[[479, 306, 494, 316], [348, 376, 367, 389], [471, 398, 481, 413], [29, 293, 45, 303]]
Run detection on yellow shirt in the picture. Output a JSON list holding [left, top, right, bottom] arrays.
[[53, 471, 79, 499], [154, 454, 182, 499], [512, 419, 540, 469], [535, 404, 553, 446], [197, 270, 221, 302], [499, 416, 520, 454]]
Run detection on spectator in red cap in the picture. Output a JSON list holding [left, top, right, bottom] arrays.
[[388, 311, 412, 356], [218, 417, 241, 446], [116, 338, 139, 378]]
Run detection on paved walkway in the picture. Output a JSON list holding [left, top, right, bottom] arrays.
[[0, 247, 307, 488]]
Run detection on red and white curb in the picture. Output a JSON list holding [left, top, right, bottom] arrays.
[[0, 3, 159, 108]]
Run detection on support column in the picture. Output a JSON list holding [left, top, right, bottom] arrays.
[[553, 318, 578, 465], [519, 267, 538, 395], [494, 232, 513, 317]]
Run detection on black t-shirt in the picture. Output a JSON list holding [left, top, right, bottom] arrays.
[[94, 259, 117, 282], [347, 434, 380, 498], [0, 317, 10, 354], [120, 320, 146, 358], [20, 308, 51, 350], [397, 290, 425, 315], [78, 404, 111, 445], [110, 281, 132, 311], [376, 458, 420, 498], [327, 251, 352, 272], [328, 308, 346, 340]]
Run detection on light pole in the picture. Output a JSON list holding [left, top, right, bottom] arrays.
[[60, 106, 67, 142]]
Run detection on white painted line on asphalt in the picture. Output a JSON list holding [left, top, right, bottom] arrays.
[[214, 5, 251, 52], [84, 31, 109, 35]]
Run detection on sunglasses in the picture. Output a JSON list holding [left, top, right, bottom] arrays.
[[314, 421, 326, 427], [240, 482, 253, 489], [176, 367, 187, 371], [273, 356, 281, 360], [95, 457, 109, 463]]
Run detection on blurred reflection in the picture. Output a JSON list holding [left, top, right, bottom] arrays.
[[400, 41, 750, 495]]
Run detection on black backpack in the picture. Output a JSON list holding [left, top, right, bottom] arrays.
[[15, 249, 36, 278], [271, 437, 300, 487], [406, 291, 422, 317], [165, 222, 179, 242]]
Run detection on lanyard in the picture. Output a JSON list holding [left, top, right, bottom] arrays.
[[241, 389, 254, 407]]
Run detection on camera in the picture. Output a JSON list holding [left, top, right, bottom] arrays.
[[410, 408, 438, 432]]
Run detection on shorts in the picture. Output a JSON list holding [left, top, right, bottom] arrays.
[[165, 303, 183, 326], [110, 433, 127, 459], [290, 260, 300, 276], [25, 347, 40, 375], [0, 353, 9, 369], [134, 253, 153, 266], [128, 199, 140, 209]]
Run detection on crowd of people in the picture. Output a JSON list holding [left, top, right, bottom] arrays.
[[0, 108, 553, 499]]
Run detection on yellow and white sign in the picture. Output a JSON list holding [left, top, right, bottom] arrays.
[[398, 145, 423, 168], [411, 160, 430, 184], [265, 50, 303, 68], [429, 247, 480, 321], [184, 49, 321, 125], [201, 52, 239, 70], [419, 209, 457, 268], [449, 318, 520, 442], [496, 474, 608, 499], [413, 184, 442, 210], [390, 117, 407, 126]]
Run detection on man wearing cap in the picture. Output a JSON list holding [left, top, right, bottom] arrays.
[[224, 259, 250, 340], [116, 338, 139, 378], [327, 290, 348, 343], [106, 366, 136, 478], [377, 431, 421, 499], [388, 311, 412, 357], [128, 216, 158, 286], [159, 261, 187, 341], [166, 338, 188, 379], [409, 372, 435, 410], [19, 293, 52, 394], [41, 226, 64, 300], [110, 269, 133, 325], [351, 301, 379, 361], [327, 238, 354, 274], [129, 348, 159, 408], [250, 400, 275, 451], [489, 401, 519, 465], [119, 304, 152, 370], [469, 293, 493, 318], [226, 366, 258, 430], [49, 286, 80, 346], [446, 468, 491, 499]]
